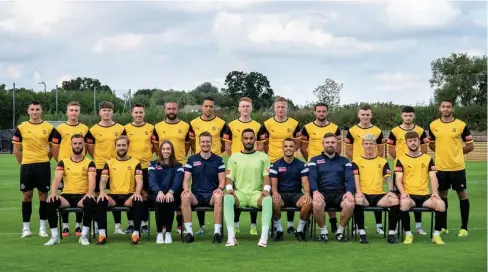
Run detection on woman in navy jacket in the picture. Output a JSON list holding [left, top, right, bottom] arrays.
[[148, 140, 184, 244]]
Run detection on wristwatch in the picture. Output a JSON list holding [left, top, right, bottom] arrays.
[[218, 187, 224, 191]]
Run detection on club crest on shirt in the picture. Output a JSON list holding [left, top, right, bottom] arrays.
[[193, 161, 202, 166], [114, 132, 119, 136], [278, 167, 286, 172], [212, 126, 216, 131], [42, 130, 47, 134], [317, 159, 325, 164]]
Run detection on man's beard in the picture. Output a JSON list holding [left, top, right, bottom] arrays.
[[408, 145, 419, 152], [244, 143, 254, 151], [325, 147, 335, 155], [442, 112, 452, 117], [72, 148, 83, 155], [117, 150, 128, 157], [166, 113, 177, 120], [317, 116, 326, 121]]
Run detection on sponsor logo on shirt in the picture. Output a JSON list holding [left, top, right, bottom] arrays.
[[278, 167, 286, 172], [317, 159, 325, 164], [193, 161, 202, 166]]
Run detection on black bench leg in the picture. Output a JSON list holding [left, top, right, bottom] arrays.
[[383, 210, 387, 238], [430, 212, 434, 239], [58, 210, 63, 240]]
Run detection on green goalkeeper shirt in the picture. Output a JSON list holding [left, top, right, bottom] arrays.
[[226, 151, 270, 194]]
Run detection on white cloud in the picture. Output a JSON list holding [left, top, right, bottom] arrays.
[[376, 73, 423, 91], [57, 75, 73, 86], [161, 0, 264, 14], [34, 71, 41, 82], [92, 33, 144, 53], [5, 64, 23, 79]]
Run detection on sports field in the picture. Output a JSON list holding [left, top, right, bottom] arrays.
[[0, 155, 486, 272]]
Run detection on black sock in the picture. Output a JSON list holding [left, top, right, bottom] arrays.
[[234, 210, 241, 223], [329, 217, 337, 226], [132, 200, 143, 232], [47, 200, 60, 228], [374, 211, 382, 225], [39, 201, 47, 220], [442, 197, 448, 229], [414, 212, 422, 224], [82, 198, 96, 228], [112, 211, 121, 224], [401, 211, 411, 232], [75, 212, 83, 224], [62, 212, 69, 224], [127, 210, 133, 225], [96, 199, 108, 230], [435, 210, 444, 232], [197, 211, 205, 227], [388, 205, 400, 233], [286, 211, 295, 224], [354, 205, 365, 231], [142, 201, 149, 222], [250, 212, 257, 224], [22, 201, 32, 223], [176, 214, 183, 228], [460, 199, 470, 230]]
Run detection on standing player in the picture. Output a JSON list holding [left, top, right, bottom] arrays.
[[429, 100, 474, 237], [44, 134, 97, 246], [395, 131, 446, 245], [51, 101, 89, 237], [13, 101, 57, 238], [85, 101, 126, 234], [222, 97, 262, 235], [270, 138, 312, 242], [152, 101, 191, 234], [95, 136, 145, 245], [300, 103, 341, 233], [224, 129, 273, 247], [387, 106, 429, 235], [353, 134, 400, 244], [344, 104, 385, 235], [124, 104, 153, 234], [257, 96, 301, 234], [181, 132, 225, 243], [309, 133, 355, 242]]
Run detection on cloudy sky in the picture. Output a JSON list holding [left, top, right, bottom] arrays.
[[0, 0, 486, 106]]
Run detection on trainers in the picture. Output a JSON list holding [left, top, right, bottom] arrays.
[[125, 225, 134, 234], [141, 225, 149, 234], [257, 238, 267, 248], [287, 226, 296, 234], [387, 234, 398, 244], [376, 227, 385, 235], [403, 234, 413, 244], [184, 233, 195, 243], [213, 233, 222, 244], [295, 231, 307, 242], [318, 234, 328, 243], [21, 229, 32, 238], [226, 238, 238, 247], [359, 234, 368, 244], [156, 233, 164, 244], [165, 233, 173, 244], [273, 231, 284, 242], [336, 233, 348, 242], [432, 235, 445, 245], [62, 228, 70, 237], [96, 235, 107, 245], [39, 229, 49, 237], [114, 226, 125, 235], [79, 236, 90, 246], [416, 227, 427, 235], [75, 227, 82, 237], [131, 234, 139, 245], [250, 225, 258, 235], [196, 226, 206, 236], [44, 236, 60, 246], [458, 229, 468, 237]]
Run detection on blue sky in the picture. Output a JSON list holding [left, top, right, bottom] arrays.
[[0, 0, 486, 106]]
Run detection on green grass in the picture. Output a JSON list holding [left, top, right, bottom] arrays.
[[0, 155, 486, 272]]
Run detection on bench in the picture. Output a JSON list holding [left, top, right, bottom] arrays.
[[397, 207, 435, 239], [309, 208, 351, 239], [350, 206, 388, 239]]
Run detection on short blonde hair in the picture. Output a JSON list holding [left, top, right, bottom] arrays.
[[362, 133, 376, 142], [239, 97, 252, 104], [274, 96, 287, 103]]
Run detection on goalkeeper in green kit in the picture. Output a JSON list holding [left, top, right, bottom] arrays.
[[224, 128, 273, 247]]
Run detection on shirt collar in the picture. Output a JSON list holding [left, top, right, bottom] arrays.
[[321, 152, 339, 160]]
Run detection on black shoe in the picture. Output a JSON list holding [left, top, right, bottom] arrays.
[[212, 233, 222, 244], [287, 226, 296, 234], [141, 225, 149, 233], [359, 234, 368, 244], [295, 231, 307, 242], [125, 225, 134, 234], [336, 232, 348, 242], [273, 231, 284, 241], [331, 223, 338, 234], [387, 234, 399, 244], [318, 234, 328, 242], [96, 237, 106, 245], [184, 233, 195, 243], [75, 227, 82, 237]]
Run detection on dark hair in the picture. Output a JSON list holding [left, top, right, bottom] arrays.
[[323, 132, 337, 139], [99, 101, 114, 110], [132, 103, 144, 110], [359, 104, 371, 111], [440, 99, 454, 106], [28, 100, 41, 108], [314, 103, 329, 111], [401, 106, 415, 113], [199, 131, 212, 141], [203, 96, 215, 104], [241, 128, 255, 137], [283, 138, 295, 145], [115, 135, 130, 145], [158, 140, 178, 167], [405, 131, 419, 140], [71, 134, 84, 140]]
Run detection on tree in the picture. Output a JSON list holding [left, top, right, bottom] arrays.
[[134, 88, 157, 96], [430, 53, 487, 106], [312, 78, 342, 108], [223, 71, 274, 110], [61, 77, 112, 93], [192, 82, 219, 93]]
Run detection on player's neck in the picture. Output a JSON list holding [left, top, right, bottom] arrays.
[[66, 119, 79, 126], [441, 116, 455, 122], [314, 119, 329, 126], [165, 118, 179, 124], [357, 122, 372, 128], [323, 152, 335, 158], [132, 121, 145, 126], [99, 120, 115, 126], [283, 156, 294, 163], [362, 153, 376, 159], [407, 150, 422, 157], [400, 123, 414, 130], [117, 155, 130, 161], [29, 118, 42, 124], [242, 149, 255, 154], [71, 154, 84, 162], [239, 116, 251, 122], [274, 115, 287, 122], [200, 151, 211, 159], [200, 115, 215, 121]]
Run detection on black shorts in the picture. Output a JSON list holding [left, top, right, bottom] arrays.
[[95, 169, 110, 193], [410, 195, 430, 208], [109, 194, 133, 207], [194, 192, 213, 207], [437, 170, 467, 192], [20, 162, 51, 193], [142, 168, 149, 192], [63, 194, 84, 208], [318, 189, 345, 210], [364, 194, 386, 207], [280, 192, 303, 207]]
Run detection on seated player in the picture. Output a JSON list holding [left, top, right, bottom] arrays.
[[95, 135, 145, 245], [181, 132, 225, 243], [270, 138, 312, 242], [224, 128, 272, 247], [44, 134, 97, 246], [148, 140, 184, 244], [352, 134, 400, 244], [395, 131, 446, 245], [309, 133, 355, 242]]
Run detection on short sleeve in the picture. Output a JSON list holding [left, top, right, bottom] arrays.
[[101, 162, 110, 177], [345, 130, 354, 145], [85, 130, 95, 144], [263, 157, 271, 177], [12, 127, 22, 144], [352, 162, 359, 176], [428, 158, 436, 173], [135, 163, 143, 176], [293, 124, 301, 139], [461, 125, 473, 143], [218, 158, 226, 173], [387, 131, 397, 146], [88, 161, 97, 172], [220, 123, 228, 139], [151, 128, 159, 143], [188, 124, 195, 139], [222, 125, 233, 141], [395, 159, 404, 173], [300, 163, 309, 177], [257, 124, 268, 142], [335, 127, 342, 140], [383, 162, 392, 177], [184, 156, 193, 173], [269, 163, 278, 178], [55, 160, 65, 171], [376, 130, 384, 144], [428, 124, 436, 142], [419, 130, 429, 144], [51, 128, 62, 145], [301, 127, 309, 142], [48, 128, 56, 143]]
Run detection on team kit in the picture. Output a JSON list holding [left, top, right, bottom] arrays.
[[12, 96, 474, 247]]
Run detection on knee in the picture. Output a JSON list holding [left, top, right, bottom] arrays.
[[181, 195, 190, 205], [399, 201, 410, 211], [354, 197, 364, 206], [214, 194, 223, 205], [457, 190, 468, 200], [313, 201, 324, 212], [23, 192, 33, 202], [343, 201, 355, 211]]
